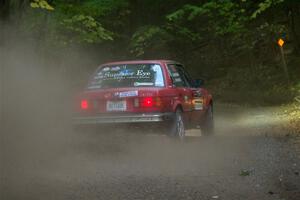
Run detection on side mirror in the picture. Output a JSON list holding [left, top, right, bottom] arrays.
[[193, 78, 204, 88]]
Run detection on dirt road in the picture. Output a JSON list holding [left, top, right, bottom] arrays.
[[1, 104, 300, 200]]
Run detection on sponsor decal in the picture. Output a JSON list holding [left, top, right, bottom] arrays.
[[113, 92, 120, 97], [174, 78, 182, 82], [120, 69, 134, 76], [136, 70, 151, 77], [88, 85, 101, 89], [134, 82, 154, 86], [119, 90, 138, 98], [103, 67, 110, 72], [193, 98, 204, 110], [172, 72, 180, 77], [111, 66, 121, 71]]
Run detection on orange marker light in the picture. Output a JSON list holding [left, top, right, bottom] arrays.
[[278, 38, 284, 47], [155, 97, 162, 107]]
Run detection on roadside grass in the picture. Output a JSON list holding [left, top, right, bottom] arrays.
[[214, 101, 300, 137], [278, 103, 300, 135], [206, 61, 300, 106]]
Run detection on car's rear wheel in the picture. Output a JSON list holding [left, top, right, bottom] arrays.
[[170, 108, 185, 139], [200, 104, 214, 136]]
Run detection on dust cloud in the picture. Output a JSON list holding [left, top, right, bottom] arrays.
[[0, 24, 92, 193]]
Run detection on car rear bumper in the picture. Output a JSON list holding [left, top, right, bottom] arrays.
[[73, 112, 175, 125]]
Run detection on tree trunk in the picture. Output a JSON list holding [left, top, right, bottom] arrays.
[[288, 4, 300, 54], [0, 0, 10, 20]]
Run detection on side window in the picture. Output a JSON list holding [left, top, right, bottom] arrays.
[[177, 66, 193, 87], [167, 64, 189, 87], [182, 68, 194, 87]]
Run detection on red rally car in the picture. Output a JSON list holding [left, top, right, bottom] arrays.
[[73, 60, 213, 138]]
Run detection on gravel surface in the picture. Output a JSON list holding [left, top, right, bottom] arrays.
[[1, 104, 300, 200]]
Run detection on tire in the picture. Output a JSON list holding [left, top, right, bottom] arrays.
[[170, 108, 186, 139], [200, 104, 214, 136]]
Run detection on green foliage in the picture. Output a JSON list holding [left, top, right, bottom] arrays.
[[30, 0, 54, 11], [130, 26, 169, 57], [251, 0, 284, 19], [82, 0, 128, 16], [166, 1, 248, 37], [211, 64, 293, 104], [54, 0, 128, 19], [61, 14, 113, 44]]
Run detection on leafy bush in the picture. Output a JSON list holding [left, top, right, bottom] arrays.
[[210, 64, 294, 105], [61, 14, 113, 44]]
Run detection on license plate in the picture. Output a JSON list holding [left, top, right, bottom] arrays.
[[106, 100, 126, 111]]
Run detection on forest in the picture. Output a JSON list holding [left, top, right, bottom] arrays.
[[1, 0, 300, 104]]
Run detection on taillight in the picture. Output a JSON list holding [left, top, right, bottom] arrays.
[[136, 97, 162, 108], [142, 97, 153, 107], [81, 100, 89, 110]]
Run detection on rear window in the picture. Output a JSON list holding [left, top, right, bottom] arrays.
[[87, 64, 164, 89]]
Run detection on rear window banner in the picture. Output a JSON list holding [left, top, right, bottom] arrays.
[[119, 90, 138, 98], [88, 64, 164, 89]]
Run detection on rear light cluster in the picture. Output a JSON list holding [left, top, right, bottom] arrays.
[[80, 97, 162, 110], [81, 100, 89, 110], [134, 97, 162, 108]]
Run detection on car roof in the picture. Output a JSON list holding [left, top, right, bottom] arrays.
[[100, 60, 181, 66]]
